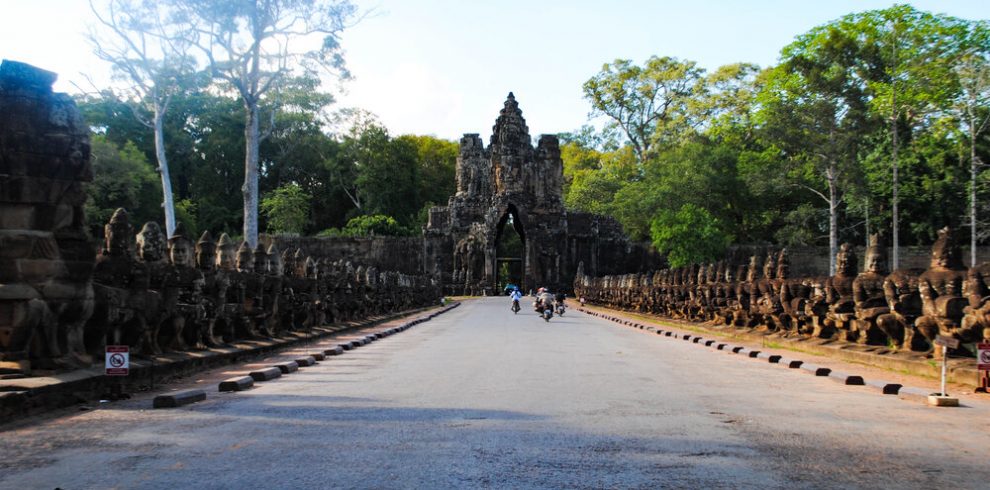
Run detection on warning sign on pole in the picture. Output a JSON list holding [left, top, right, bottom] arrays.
[[105, 345, 129, 376], [978, 343, 990, 371]]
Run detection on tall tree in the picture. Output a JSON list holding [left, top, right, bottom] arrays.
[[176, 0, 357, 246], [582, 56, 704, 165], [953, 26, 990, 265], [88, 0, 197, 237], [760, 25, 875, 274]]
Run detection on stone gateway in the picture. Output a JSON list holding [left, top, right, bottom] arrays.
[[425, 93, 658, 295]]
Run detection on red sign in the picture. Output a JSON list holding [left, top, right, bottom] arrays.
[[105, 345, 129, 376], [978, 343, 990, 371]]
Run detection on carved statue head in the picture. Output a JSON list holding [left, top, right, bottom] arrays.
[[697, 264, 707, 285], [776, 249, 789, 279], [746, 256, 760, 282], [763, 251, 777, 280], [216, 233, 236, 270], [281, 249, 295, 276], [864, 234, 887, 275], [168, 224, 193, 267], [722, 262, 734, 283], [236, 241, 254, 273], [306, 257, 318, 279], [253, 243, 269, 274], [930, 226, 964, 270], [267, 244, 282, 276], [195, 231, 216, 271], [707, 263, 717, 283], [104, 208, 132, 257], [135, 222, 166, 262], [293, 249, 307, 278], [835, 243, 857, 276]]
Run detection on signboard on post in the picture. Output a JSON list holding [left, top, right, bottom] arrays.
[[105, 345, 129, 376], [934, 335, 960, 349], [978, 343, 990, 371]]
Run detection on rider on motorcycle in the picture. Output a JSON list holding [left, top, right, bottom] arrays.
[[510, 288, 522, 312]]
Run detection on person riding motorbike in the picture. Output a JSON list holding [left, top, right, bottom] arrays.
[[510, 288, 522, 313], [554, 291, 566, 315]]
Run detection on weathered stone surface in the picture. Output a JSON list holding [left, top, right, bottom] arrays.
[[153, 389, 206, 408], [425, 93, 658, 296], [325, 346, 344, 356], [219, 376, 254, 392]]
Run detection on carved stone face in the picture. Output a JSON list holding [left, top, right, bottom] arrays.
[[170, 239, 192, 267], [104, 208, 131, 257], [931, 227, 962, 270], [196, 242, 216, 271], [217, 245, 236, 270], [835, 244, 857, 276], [254, 245, 269, 274], [136, 222, 166, 262], [864, 249, 885, 274], [236, 242, 254, 273]]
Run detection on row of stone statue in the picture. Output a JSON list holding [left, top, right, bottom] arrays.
[[57, 208, 438, 368], [575, 228, 990, 356]]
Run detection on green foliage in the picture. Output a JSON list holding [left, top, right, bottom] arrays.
[[260, 183, 312, 235], [650, 204, 733, 267], [318, 214, 413, 237], [85, 136, 162, 238]]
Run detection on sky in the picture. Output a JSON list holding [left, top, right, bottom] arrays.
[[2, 1, 989, 140]]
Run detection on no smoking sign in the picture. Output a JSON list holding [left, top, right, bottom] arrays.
[[979, 343, 990, 371], [105, 345, 129, 376]]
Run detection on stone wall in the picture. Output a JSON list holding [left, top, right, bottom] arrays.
[[272, 236, 424, 275], [0, 60, 95, 374], [729, 245, 990, 277]]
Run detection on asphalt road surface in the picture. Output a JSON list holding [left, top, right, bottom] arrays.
[[2, 298, 990, 489]]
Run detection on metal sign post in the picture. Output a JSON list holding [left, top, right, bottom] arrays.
[[105, 345, 130, 400], [933, 335, 960, 399], [978, 342, 990, 393]]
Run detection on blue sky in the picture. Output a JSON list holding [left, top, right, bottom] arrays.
[[2, 1, 988, 139]]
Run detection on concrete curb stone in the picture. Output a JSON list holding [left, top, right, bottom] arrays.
[[250, 367, 282, 381], [153, 389, 206, 408], [219, 376, 254, 392]]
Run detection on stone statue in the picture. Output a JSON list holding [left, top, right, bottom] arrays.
[[851, 235, 890, 345], [913, 227, 968, 354]]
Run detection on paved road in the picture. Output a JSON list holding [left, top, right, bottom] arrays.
[[2, 298, 989, 489]]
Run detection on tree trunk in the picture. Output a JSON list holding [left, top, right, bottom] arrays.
[[972, 110, 979, 267], [891, 106, 900, 271], [828, 160, 838, 276], [154, 107, 177, 237], [243, 101, 261, 247]]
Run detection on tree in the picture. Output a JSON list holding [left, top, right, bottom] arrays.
[[88, 0, 198, 237], [953, 33, 990, 265], [85, 136, 162, 238], [177, 0, 358, 247], [759, 24, 875, 274], [650, 203, 732, 268], [260, 183, 311, 234], [583, 56, 704, 164]]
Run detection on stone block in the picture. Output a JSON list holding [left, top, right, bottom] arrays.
[[705, 340, 715, 346], [815, 368, 831, 376], [325, 346, 344, 356], [294, 356, 316, 367], [274, 361, 299, 374], [731, 346, 744, 353], [153, 389, 206, 408], [717, 344, 727, 350], [748, 350, 761, 358], [788, 360, 804, 368], [768, 355, 782, 363], [219, 376, 254, 392], [339, 342, 353, 351], [310, 352, 326, 361], [249, 367, 282, 381]]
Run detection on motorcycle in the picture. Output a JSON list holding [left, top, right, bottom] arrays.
[[511, 299, 520, 314], [556, 302, 565, 316], [543, 307, 553, 322]]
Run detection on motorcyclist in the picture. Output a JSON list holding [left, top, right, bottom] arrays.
[[538, 289, 555, 312], [510, 288, 522, 312]]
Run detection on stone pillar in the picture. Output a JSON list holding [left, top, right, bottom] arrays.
[[0, 60, 95, 374]]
